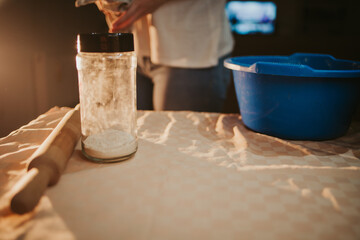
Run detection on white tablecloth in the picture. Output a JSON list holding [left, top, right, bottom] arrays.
[[1, 107, 360, 240]]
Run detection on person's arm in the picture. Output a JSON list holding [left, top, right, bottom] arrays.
[[110, 0, 182, 32]]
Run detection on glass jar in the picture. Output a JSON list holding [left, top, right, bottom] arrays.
[[76, 33, 137, 162]]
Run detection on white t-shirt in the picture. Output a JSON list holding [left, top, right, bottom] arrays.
[[133, 0, 234, 68]]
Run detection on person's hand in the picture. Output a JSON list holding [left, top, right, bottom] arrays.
[[110, 0, 169, 32]]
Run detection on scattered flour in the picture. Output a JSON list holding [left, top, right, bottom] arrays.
[[82, 129, 137, 159]]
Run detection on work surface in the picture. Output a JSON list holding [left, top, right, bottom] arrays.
[[1, 107, 360, 240]]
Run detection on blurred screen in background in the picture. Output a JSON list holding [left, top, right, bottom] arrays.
[[226, 1, 277, 35]]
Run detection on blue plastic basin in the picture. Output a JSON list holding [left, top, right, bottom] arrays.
[[224, 53, 360, 140]]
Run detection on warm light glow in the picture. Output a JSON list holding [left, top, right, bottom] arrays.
[[76, 35, 80, 53]]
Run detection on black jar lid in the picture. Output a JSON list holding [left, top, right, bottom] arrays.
[[77, 33, 134, 53]]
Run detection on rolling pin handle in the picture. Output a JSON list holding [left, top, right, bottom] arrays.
[[10, 105, 81, 214], [10, 165, 55, 214]]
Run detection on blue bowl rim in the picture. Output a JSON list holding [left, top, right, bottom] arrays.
[[224, 53, 360, 78]]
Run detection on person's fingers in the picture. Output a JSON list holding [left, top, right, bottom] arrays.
[[95, 0, 104, 11], [110, 5, 141, 32], [110, 15, 133, 32], [110, 0, 169, 32]]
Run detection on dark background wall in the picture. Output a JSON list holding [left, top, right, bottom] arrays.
[[0, 0, 108, 137], [0, 0, 359, 137]]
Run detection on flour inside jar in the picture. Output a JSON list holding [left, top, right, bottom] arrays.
[[82, 129, 137, 159]]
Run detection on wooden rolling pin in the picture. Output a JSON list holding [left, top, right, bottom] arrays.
[[10, 104, 81, 214]]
